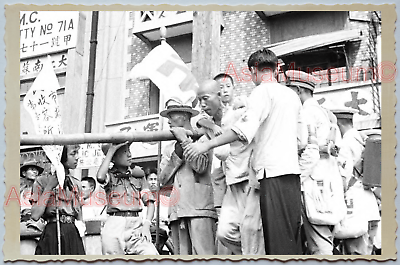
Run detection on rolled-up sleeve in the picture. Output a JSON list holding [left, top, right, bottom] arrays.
[[231, 86, 270, 144], [99, 173, 111, 191], [187, 136, 209, 174]]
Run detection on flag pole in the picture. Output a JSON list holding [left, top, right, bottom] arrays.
[[56, 186, 62, 254], [155, 25, 167, 253], [20, 130, 202, 146]]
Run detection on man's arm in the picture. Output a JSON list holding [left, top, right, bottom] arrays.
[[197, 118, 223, 137], [31, 175, 59, 221], [96, 142, 129, 184], [141, 182, 156, 242], [183, 129, 239, 161], [181, 139, 209, 174]]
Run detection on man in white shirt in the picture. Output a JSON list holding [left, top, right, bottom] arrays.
[[141, 168, 170, 234], [333, 108, 381, 255], [81, 176, 107, 221], [184, 48, 306, 255], [286, 70, 344, 255]]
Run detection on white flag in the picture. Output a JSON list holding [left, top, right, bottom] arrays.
[[128, 42, 198, 106], [23, 56, 65, 187]]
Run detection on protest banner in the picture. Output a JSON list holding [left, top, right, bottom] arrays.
[[22, 55, 65, 187]]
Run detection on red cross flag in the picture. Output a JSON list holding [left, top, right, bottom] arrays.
[[23, 56, 65, 187], [128, 42, 198, 106]]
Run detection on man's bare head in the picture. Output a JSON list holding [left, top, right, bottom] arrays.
[[198, 80, 220, 95], [197, 80, 222, 117]]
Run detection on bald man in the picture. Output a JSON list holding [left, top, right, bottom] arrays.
[[197, 80, 264, 255], [196, 80, 224, 136], [195, 80, 227, 210], [195, 80, 231, 255]]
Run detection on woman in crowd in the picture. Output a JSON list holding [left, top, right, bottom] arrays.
[[31, 145, 85, 255]]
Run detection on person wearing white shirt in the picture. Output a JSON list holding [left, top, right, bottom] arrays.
[[286, 70, 344, 255], [333, 108, 381, 255], [81, 177, 107, 222]]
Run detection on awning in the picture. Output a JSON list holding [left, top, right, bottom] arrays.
[[268, 29, 361, 57]]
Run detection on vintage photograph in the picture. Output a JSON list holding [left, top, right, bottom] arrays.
[[7, 6, 395, 261]]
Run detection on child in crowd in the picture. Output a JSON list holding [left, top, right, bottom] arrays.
[[31, 145, 85, 255], [97, 142, 158, 255]]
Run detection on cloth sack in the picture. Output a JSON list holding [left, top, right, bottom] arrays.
[[303, 160, 346, 225], [333, 184, 369, 239]]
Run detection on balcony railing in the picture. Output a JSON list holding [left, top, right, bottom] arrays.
[[312, 66, 379, 88]]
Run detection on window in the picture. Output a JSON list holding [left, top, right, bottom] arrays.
[[281, 45, 348, 87], [149, 81, 160, 115]]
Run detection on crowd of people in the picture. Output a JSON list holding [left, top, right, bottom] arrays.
[[19, 48, 381, 256]]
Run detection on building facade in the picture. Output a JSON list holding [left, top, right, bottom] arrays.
[[20, 10, 381, 171]]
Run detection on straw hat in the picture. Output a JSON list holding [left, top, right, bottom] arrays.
[[160, 97, 199, 118], [20, 160, 44, 177]]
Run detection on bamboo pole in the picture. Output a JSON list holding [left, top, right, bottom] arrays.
[[20, 130, 201, 146], [55, 188, 62, 255], [155, 25, 167, 253]]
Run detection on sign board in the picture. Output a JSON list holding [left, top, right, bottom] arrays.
[[105, 116, 161, 159], [315, 83, 381, 129], [20, 11, 79, 59], [77, 144, 105, 169], [20, 52, 68, 78]]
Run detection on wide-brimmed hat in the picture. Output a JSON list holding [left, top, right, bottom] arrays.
[[160, 97, 199, 118], [285, 70, 316, 91], [20, 161, 44, 177], [330, 107, 359, 120], [101, 141, 132, 156]]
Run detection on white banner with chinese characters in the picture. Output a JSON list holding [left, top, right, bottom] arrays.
[[20, 11, 79, 59], [22, 56, 65, 186]]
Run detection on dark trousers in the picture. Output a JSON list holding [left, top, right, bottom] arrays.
[[259, 173, 302, 255]]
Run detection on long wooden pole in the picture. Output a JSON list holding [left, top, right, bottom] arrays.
[[155, 25, 167, 253], [55, 188, 62, 254], [20, 130, 201, 146]]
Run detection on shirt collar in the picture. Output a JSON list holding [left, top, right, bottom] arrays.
[[109, 166, 130, 174], [343, 128, 358, 138], [302, 97, 319, 108], [110, 166, 132, 179]]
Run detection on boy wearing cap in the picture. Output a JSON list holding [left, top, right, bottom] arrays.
[[286, 69, 344, 255], [20, 161, 44, 212], [96, 142, 158, 255], [159, 99, 217, 255], [20, 160, 45, 224], [185, 48, 306, 255], [333, 108, 380, 255], [20, 161, 46, 255]]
